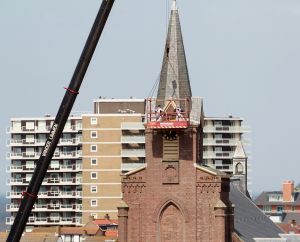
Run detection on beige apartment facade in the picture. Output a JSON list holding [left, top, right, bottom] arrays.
[[80, 99, 145, 223]]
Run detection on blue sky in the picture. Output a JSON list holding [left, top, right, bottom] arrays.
[[1, 0, 300, 195]]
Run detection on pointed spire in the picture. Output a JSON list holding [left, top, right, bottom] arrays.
[[171, 0, 178, 11], [233, 141, 247, 159], [157, 1, 192, 102]]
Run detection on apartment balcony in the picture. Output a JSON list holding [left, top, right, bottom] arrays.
[[7, 177, 82, 186], [7, 191, 82, 199], [43, 177, 82, 185], [121, 122, 145, 130], [6, 151, 85, 160], [53, 151, 82, 159], [63, 124, 82, 132], [203, 138, 239, 146], [58, 138, 82, 145], [7, 152, 39, 160], [121, 149, 145, 157], [203, 125, 249, 133], [121, 136, 145, 144], [7, 125, 82, 134], [6, 216, 82, 226], [7, 126, 49, 133], [121, 163, 146, 171], [209, 164, 233, 172], [7, 164, 82, 173], [203, 151, 234, 159], [7, 138, 82, 147]]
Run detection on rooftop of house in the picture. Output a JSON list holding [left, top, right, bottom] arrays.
[[255, 191, 300, 206], [230, 183, 283, 242]]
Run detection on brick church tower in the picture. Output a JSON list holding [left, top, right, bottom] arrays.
[[118, 1, 234, 241]]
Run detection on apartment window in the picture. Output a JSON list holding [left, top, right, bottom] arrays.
[[277, 206, 283, 213], [214, 121, 222, 126], [91, 199, 97, 207], [91, 131, 97, 138], [263, 205, 272, 212], [91, 145, 97, 152], [91, 186, 97, 193], [91, 172, 97, 179], [91, 158, 98, 166], [91, 118, 97, 125]]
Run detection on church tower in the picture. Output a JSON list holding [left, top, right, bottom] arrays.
[[118, 1, 234, 241]]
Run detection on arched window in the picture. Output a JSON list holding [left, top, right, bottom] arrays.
[[235, 162, 243, 174]]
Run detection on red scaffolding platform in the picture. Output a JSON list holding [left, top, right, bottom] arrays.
[[145, 98, 190, 129]]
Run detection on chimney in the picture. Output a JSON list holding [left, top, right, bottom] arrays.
[[283, 180, 294, 202], [104, 213, 110, 220]]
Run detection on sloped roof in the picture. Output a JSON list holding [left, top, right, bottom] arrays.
[[230, 183, 282, 242], [255, 191, 300, 206], [195, 163, 230, 177], [282, 213, 300, 224], [20, 233, 60, 242], [94, 218, 118, 226]]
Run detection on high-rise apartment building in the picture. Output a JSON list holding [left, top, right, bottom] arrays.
[[203, 116, 249, 175], [6, 116, 83, 226]]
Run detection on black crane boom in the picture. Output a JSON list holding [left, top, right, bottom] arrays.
[[7, 1, 115, 241]]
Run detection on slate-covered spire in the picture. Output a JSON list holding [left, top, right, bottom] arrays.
[[157, 0, 192, 101]]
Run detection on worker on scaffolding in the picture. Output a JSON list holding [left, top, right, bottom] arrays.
[[155, 105, 164, 121], [175, 106, 183, 121]]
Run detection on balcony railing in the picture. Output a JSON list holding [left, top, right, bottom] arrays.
[[203, 138, 239, 146], [121, 149, 145, 157], [121, 136, 145, 143], [210, 164, 233, 172], [6, 191, 82, 199], [121, 122, 145, 130], [7, 124, 82, 133], [203, 151, 234, 159], [8, 177, 82, 185], [6, 216, 82, 225], [8, 137, 82, 146], [7, 150, 83, 160], [7, 164, 82, 173], [203, 125, 249, 133], [121, 163, 146, 171]]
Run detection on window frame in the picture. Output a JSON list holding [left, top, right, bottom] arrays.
[[91, 172, 97, 180], [91, 131, 97, 139], [91, 185, 97, 193], [91, 158, 98, 166], [91, 199, 97, 207], [91, 118, 97, 125], [91, 145, 97, 152]]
